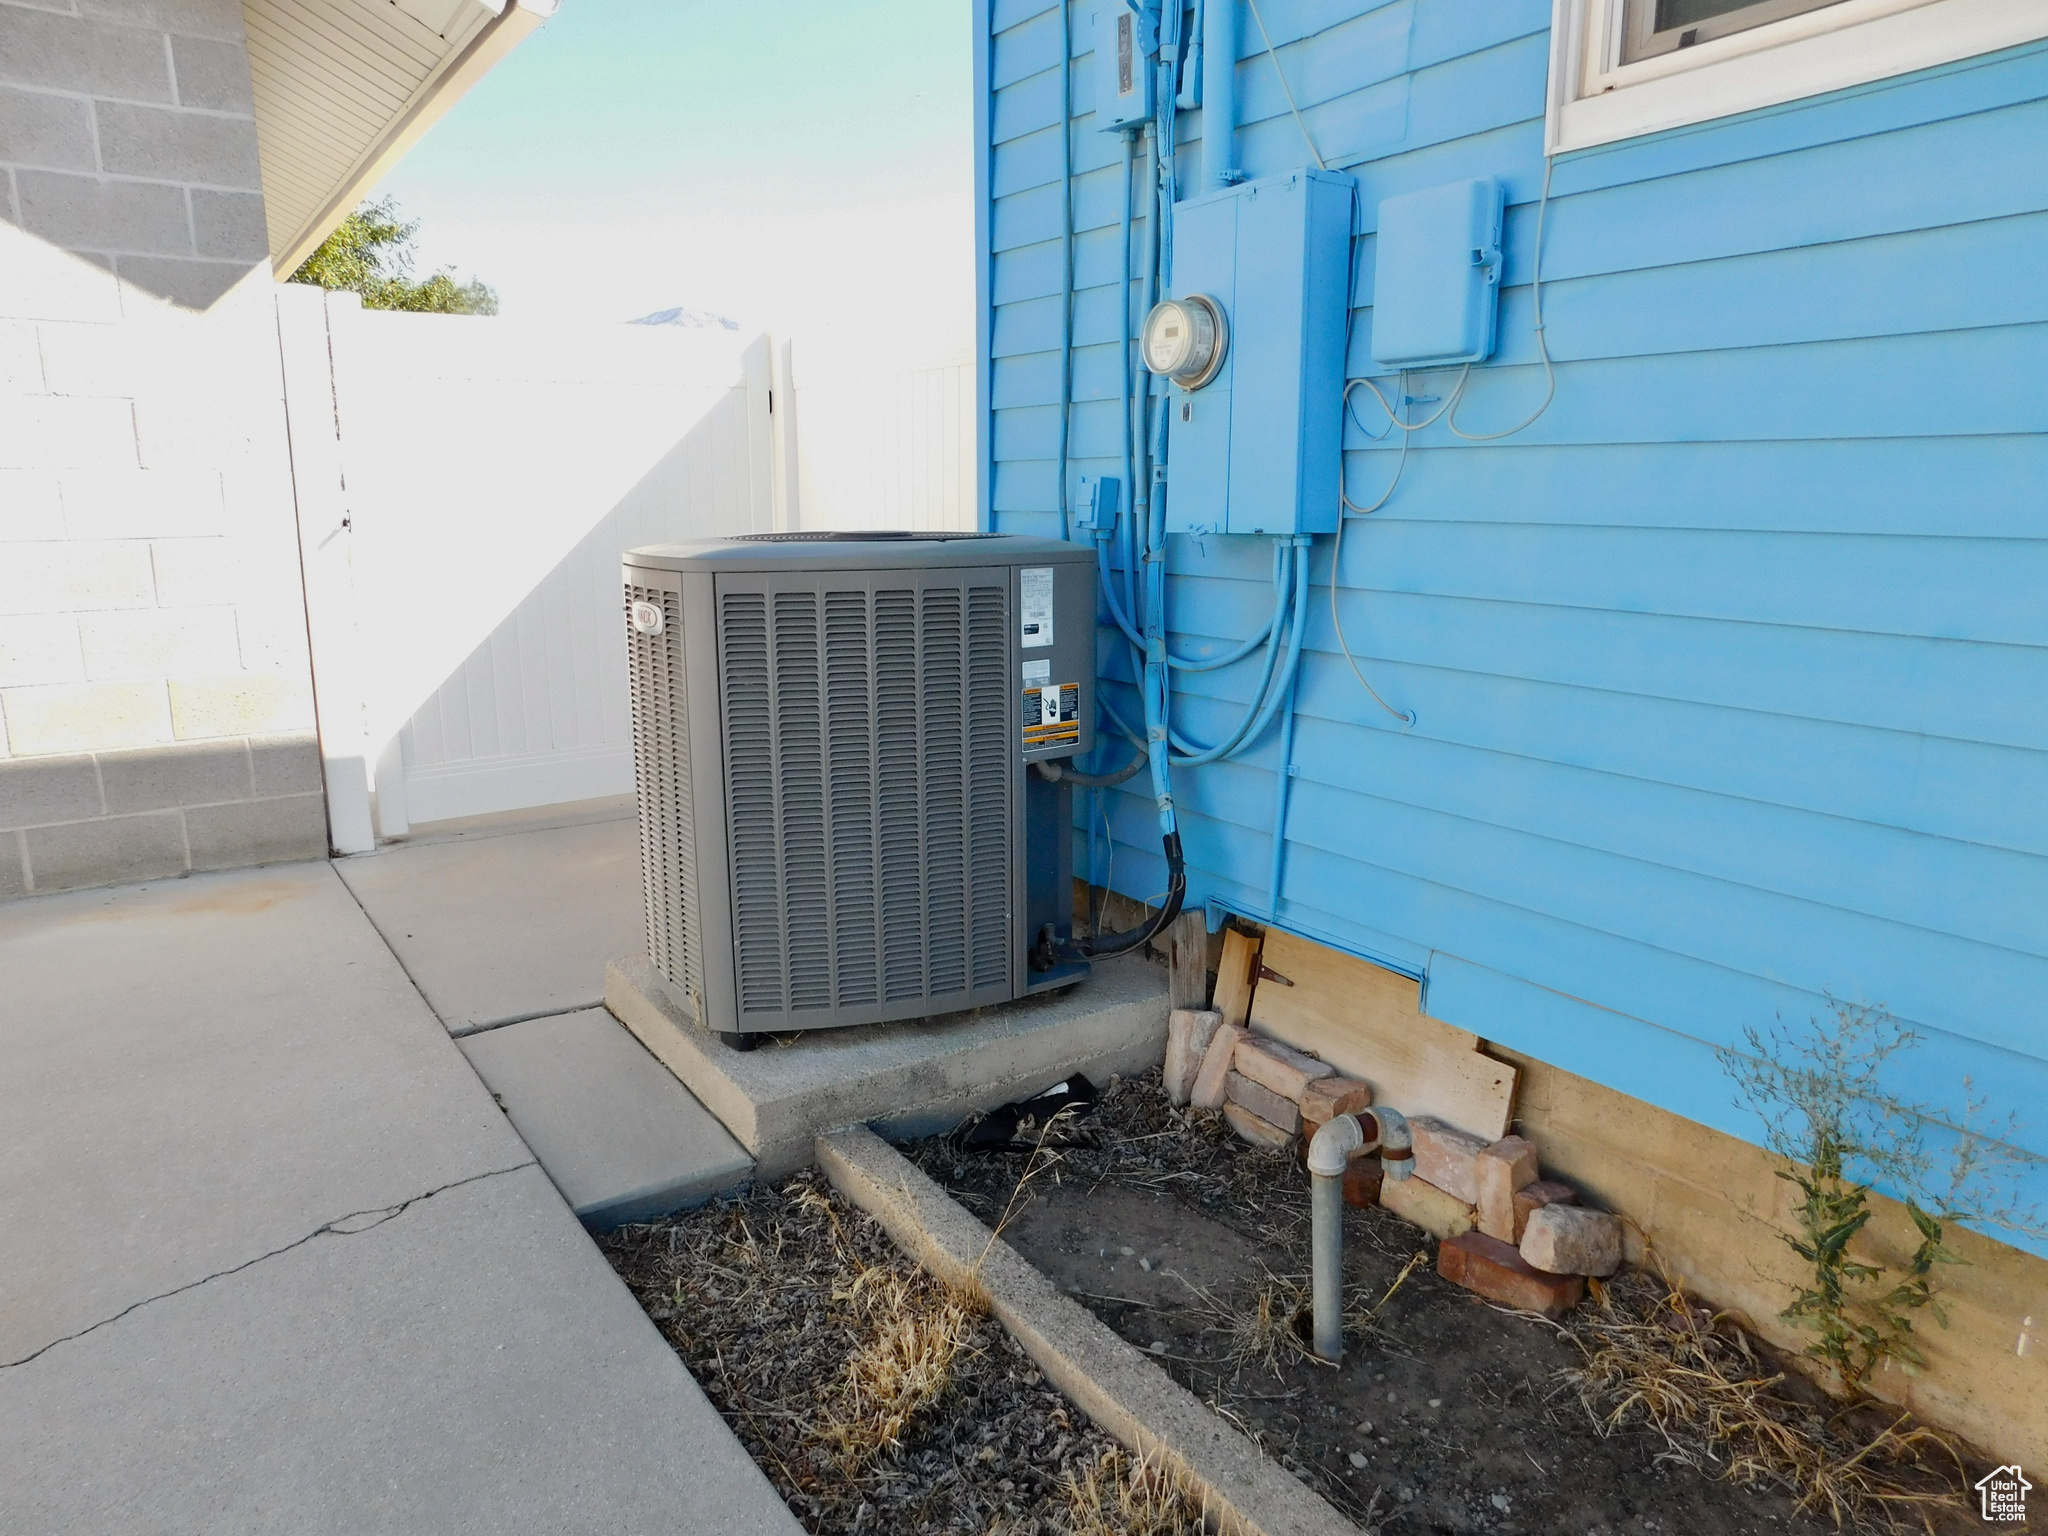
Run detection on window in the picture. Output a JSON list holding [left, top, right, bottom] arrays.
[[1547, 0, 2048, 152], [1619, 0, 1853, 64]]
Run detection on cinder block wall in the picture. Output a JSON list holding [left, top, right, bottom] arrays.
[[0, 0, 325, 898]]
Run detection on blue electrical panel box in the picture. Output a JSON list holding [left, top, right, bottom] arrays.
[[1164, 167, 1355, 537], [1093, 2, 1155, 132], [1369, 177, 1504, 370]]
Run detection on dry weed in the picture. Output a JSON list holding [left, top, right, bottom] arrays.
[[604, 1173, 1122, 1534], [1208, 1246, 1430, 1381], [1223, 1268, 1315, 1378], [1053, 1446, 1210, 1535], [1345, 1247, 1430, 1338], [816, 1266, 984, 1473], [1563, 1264, 1971, 1532]]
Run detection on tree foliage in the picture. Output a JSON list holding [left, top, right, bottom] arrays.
[[288, 197, 498, 315]]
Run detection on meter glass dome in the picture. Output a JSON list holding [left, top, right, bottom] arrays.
[[1140, 295, 1226, 390]]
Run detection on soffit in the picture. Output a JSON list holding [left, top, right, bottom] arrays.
[[244, 0, 531, 274]]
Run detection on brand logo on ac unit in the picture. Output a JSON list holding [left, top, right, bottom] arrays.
[[630, 600, 665, 635]]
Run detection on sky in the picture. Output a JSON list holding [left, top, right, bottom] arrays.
[[376, 0, 974, 369]]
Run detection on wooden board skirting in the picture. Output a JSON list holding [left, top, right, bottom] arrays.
[[1247, 929, 1518, 1141], [1211, 927, 1261, 1030]]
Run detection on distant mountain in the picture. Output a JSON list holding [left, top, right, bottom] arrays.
[[627, 305, 740, 331]]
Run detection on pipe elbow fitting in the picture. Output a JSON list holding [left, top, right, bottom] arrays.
[[1374, 1106, 1414, 1181], [1307, 1111, 1366, 1177]]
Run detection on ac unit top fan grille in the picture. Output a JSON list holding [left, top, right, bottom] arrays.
[[729, 530, 1000, 543]]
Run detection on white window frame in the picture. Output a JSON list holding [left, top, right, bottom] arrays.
[[1547, 0, 2048, 154]]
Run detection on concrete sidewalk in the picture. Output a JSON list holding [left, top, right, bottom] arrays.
[[0, 859, 801, 1534], [335, 809, 644, 1035]]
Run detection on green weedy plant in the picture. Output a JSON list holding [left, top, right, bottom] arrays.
[[1718, 999, 2045, 1394]]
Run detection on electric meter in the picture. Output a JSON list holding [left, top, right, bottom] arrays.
[[1140, 294, 1227, 390]]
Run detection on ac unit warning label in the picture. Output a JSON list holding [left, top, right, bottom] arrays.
[[1020, 566, 1054, 648], [1022, 682, 1080, 750]]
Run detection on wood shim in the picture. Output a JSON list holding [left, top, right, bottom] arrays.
[[1247, 929, 1518, 1140], [1211, 926, 1262, 1029]]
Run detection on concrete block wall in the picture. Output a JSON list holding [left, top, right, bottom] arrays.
[[0, 0, 325, 897], [0, 0, 267, 307], [0, 733, 323, 896]]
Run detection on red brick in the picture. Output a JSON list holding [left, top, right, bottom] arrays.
[[1222, 1100, 1297, 1154], [1232, 1033, 1334, 1101], [1189, 1022, 1247, 1110], [1344, 1157, 1383, 1208], [1164, 1008, 1222, 1106], [1409, 1115, 1489, 1204], [1299, 1074, 1373, 1122], [1437, 1232, 1585, 1319], [1225, 1070, 1302, 1134], [1474, 1135, 1540, 1241], [1512, 1179, 1576, 1242]]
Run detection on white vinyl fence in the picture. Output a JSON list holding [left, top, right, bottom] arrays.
[[785, 350, 975, 533], [277, 288, 976, 844]]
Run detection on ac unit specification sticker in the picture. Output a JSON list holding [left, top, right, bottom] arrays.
[[1020, 566, 1054, 647], [1021, 681, 1081, 750]]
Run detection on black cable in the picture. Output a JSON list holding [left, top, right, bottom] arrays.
[[1067, 830, 1186, 961], [1082, 831, 1186, 957], [1032, 750, 1147, 788]]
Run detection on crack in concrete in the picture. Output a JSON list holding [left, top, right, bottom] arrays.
[[1, 1161, 537, 1371]]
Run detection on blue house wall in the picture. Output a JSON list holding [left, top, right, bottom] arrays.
[[975, 0, 2048, 1250]]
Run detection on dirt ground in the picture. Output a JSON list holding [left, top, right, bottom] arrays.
[[907, 1071, 1990, 1536], [601, 1169, 1203, 1535]]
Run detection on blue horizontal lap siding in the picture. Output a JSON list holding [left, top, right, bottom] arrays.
[[981, 2, 2048, 1239]]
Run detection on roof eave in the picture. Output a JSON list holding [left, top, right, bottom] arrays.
[[264, 0, 558, 278]]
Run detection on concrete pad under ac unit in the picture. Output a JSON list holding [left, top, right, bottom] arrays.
[[459, 1008, 753, 1230], [606, 951, 1171, 1178]]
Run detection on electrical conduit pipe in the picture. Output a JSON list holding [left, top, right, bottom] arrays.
[[1308, 1108, 1412, 1362], [1202, 0, 1237, 190]]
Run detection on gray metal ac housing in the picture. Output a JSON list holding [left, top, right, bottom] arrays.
[[624, 533, 1097, 1039]]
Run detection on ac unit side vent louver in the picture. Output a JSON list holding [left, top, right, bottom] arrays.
[[625, 582, 702, 1013]]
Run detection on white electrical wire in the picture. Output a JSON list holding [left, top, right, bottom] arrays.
[[1325, 157, 1562, 724], [1446, 154, 1557, 441], [1339, 415, 1408, 516], [1330, 387, 1415, 724], [1244, 0, 1327, 171], [1347, 367, 1469, 435], [1329, 514, 1411, 723]]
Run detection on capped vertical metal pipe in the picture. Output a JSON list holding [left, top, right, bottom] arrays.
[[1202, 0, 1237, 190], [1307, 1111, 1365, 1362]]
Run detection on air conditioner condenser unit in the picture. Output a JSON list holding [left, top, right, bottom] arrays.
[[623, 532, 1099, 1046]]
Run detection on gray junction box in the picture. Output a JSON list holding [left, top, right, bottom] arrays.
[[622, 533, 1097, 1041]]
